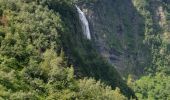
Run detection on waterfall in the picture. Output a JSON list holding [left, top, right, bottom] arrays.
[[76, 5, 91, 40]]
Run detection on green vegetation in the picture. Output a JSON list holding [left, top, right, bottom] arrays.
[[0, 49, 127, 99], [0, 0, 169, 100], [132, 0, 170, 75], [131, 74, 170, 100], [129, 0, 170, 99], [0, 0, 130, 99]]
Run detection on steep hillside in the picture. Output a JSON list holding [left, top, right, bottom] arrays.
[[77, 0, 170, 99], [78, 0, 170, 77], [0, 0, 169, 99], [0, 0, 135, 99], [78, 0, 150, 77], [53, 2, 136, 98], [132, 0, 170, 75]]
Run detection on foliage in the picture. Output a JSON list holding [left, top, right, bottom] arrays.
[[132, 74, 170, 100], [131, 1, 170, 99], [0, 0, 169, 100], [132, 0, 170, 75], [78, 78, 127, 100], [0, 0, 128, 99]]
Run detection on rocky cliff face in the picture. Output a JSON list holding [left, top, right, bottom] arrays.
[[79, 0, 149, 77], [79, 0, 169, 77]]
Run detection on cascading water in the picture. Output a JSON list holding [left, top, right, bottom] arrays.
[[76, 5, 91, 40]]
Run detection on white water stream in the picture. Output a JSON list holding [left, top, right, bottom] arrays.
[[76, 5, 91, 40]]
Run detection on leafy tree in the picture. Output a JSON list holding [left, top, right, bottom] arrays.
[[132, 74, 170, 100]]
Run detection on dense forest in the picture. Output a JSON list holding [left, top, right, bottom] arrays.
[[0, 0, 169, 100]]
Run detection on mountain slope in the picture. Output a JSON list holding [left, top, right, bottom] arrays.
[[0, 0, 135, 99], [78, 0, 150, 77], [79, 0, 170, 77], [0, 0, 169, 99]]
